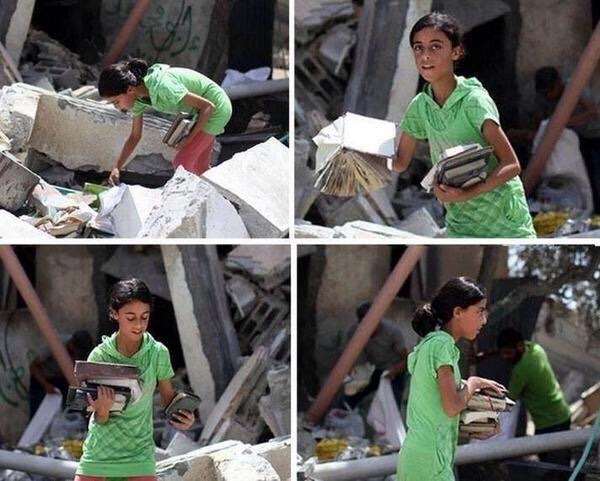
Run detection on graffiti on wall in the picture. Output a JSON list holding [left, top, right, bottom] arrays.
[[0, 318, 32, 408], [103, 0, 204, 64]]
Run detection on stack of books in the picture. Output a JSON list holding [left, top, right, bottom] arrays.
[[421, 143, 494, 192], [66, 361, 142, 414], [163, 112, 197, 147], [313, 112, 396, 196], [459, 390, 515, 436]]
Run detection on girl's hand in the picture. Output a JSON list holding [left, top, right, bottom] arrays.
[[433, 183, 468, 203], [169, 409, 194, 430], [109, 167, 120, 186], [467, 423, 501, 440], [467, 376, 507, 397], [87, 385, 115, 417]]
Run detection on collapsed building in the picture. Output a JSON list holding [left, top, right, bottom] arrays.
[[0, 244, 291, 480], [295, 0, 600, 239], [0, 1, 290, 239], [297, 245, 600, 480]]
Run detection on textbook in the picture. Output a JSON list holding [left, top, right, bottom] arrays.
[[459, 389, 515, 436], [421, 143, 494, 192], [164, 391, 201, 419], [313, 112, 396, 196], [66, 384, 132, 413], [163, 112, 197, 147]]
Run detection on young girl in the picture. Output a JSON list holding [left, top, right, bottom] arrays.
[[397, 277, 506, 481], [98, 59, 232, 181], [75, 278, 194, 481], [392, 13, 535, 238]]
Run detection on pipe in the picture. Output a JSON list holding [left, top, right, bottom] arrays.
[[0, 450, 77, 478], [224, 78, 289, 101], [311, 428, 600, 481], [305, 245, 427, 424], [522, 21, 600, 195], [101, 0, 152, 67], [0, 246, 76, 386]]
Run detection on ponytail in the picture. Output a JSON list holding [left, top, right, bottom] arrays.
[[98, 58, 149, 97], [411, 277, 486, 337]]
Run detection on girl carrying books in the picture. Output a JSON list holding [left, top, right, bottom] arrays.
[[391, 13, 535, 238], [75, 278, 194, 481], [99, 59, 232, 181], [397, 277, 506, 481]]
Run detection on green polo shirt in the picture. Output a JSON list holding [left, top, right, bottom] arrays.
[[508, 341, 570, 430], [131, 64, 232, 135], [397, 330, 460, 481], [76, 332, 174, 478], [400, 76, 535, 238]]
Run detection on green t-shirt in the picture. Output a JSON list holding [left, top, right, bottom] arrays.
[[397, 330, 460, 481], [76, 332, 174, 478], [508, 341, 570, 430], [131, 64, 233, 135], [400, 76, 536, 238]]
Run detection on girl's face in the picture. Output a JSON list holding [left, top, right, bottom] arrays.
[[111, 299, 150, 343], [106, 86, 137, 112], [411, 26, 461, 82], [455, 298, 487, 340]]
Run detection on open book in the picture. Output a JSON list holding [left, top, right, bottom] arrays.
[[421, 144, 494, 192]]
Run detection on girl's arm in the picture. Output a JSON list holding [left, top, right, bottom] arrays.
[[174, 93, 216, 150], [391, 132, 418, 172], [434, 119, 522, 203], [157, 378, 194, 430], [110, 114, 144, 185], [87, 385, 115, 424], [437, 366, 506, 417]]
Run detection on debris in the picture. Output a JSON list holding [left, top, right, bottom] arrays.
[[295, 0, 354, 45], [165, 431, 201, 458], [332, 220, 427, 238], [294, 220, 336, 238], [140, 167, 250, 239], [226, 276, 259, 321], [0, 83, 43, 151], [0, 40, 22, 86], [109, 184, 162, 238], [203, 138, 290, 238], [571, 382, 600, 426], [318, 23, 356, 79], [18, 393, 62, 448], [395, 207, 444, 237], [225, 245, 291, 290], [0, 150, 40, 211], [259, 365, 291, 437], [0, 209, 53, 239]]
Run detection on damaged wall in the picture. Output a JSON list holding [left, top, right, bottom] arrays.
[[313, 245, 391, 385], [0, 0, 34, 64]]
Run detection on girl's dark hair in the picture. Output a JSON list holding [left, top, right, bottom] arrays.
[[412, 277, 485, 337], [98, 58, 148, 97], [409, 12, 463, 49], [109, 278, 153, 312]]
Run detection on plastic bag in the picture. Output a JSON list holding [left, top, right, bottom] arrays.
[[325, 408, 365, 438], [367, 373, 406, 448]]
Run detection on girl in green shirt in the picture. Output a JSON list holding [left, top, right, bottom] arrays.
[[75, 279, 195, 481], [98, 58, 232, 182], [397, 277, 506, 481], [391, 13, 535, 238]]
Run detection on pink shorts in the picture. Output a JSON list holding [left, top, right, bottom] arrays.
[[172, 130, 215, 176]]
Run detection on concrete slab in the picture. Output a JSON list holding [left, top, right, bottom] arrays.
[[333, 220, 427, 239], [109, 184, 162, 238], [0, 83, 44, 152], [203, 138, 289, 238], [0, 209, 53, 239], [253, 438, 291, 481], [0, 151, 40, 211], [140, 167, 249, 239], [294, 221, 336, 238], [1, 0, 35, 69]]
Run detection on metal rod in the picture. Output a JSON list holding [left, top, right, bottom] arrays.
[[101, 0, 152, 67], [224, 78, 289, 101], [305, 245, 427, 424], [0, 449, 77, 477], [522, 21, 600, 194], [311, 428, 600, 481], [0, 246, 76, 385]]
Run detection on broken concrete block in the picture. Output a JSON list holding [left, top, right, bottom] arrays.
[[333, 220, 426, 239], [0, 210, 53, 239], [109, 184, 162, 238], [253, 438, 291, 481], [294, 221, 336, 238], [203, 138, 289, 238], [27, 88, 174, 175], [166, 432, 201, 458], [1, 0, 35, 67], [396, 207, 444, 237], [0, 151, 40, 211], [225, 276, 258, 321], [225, 245, 291, 290], [0, 83, 44, 151], [259, 365, 290, 437], [139, 167, 249, 238]]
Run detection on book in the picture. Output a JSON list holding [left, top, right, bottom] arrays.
[[163, 112, 197, 147], [461, 410, 500, 425], [66, 384, 132, 413], [74, 361, 140, 384], [421, 143, 494, 192], [165, 391, 201, 419]]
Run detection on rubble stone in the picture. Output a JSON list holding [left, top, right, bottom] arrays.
[[259, 366, 290, 437], [0, 83, 43, 151], [203, 138, 289, 238], [139, 167, 249, 238], [109, 184, 162, 238], [333, 220, 425, 238], [0, 151, 40, 211], [253, 438, 292, 481], [294, 221, 336, 238], [0, 209, 52, 239], [1, 0, 35, 65]]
